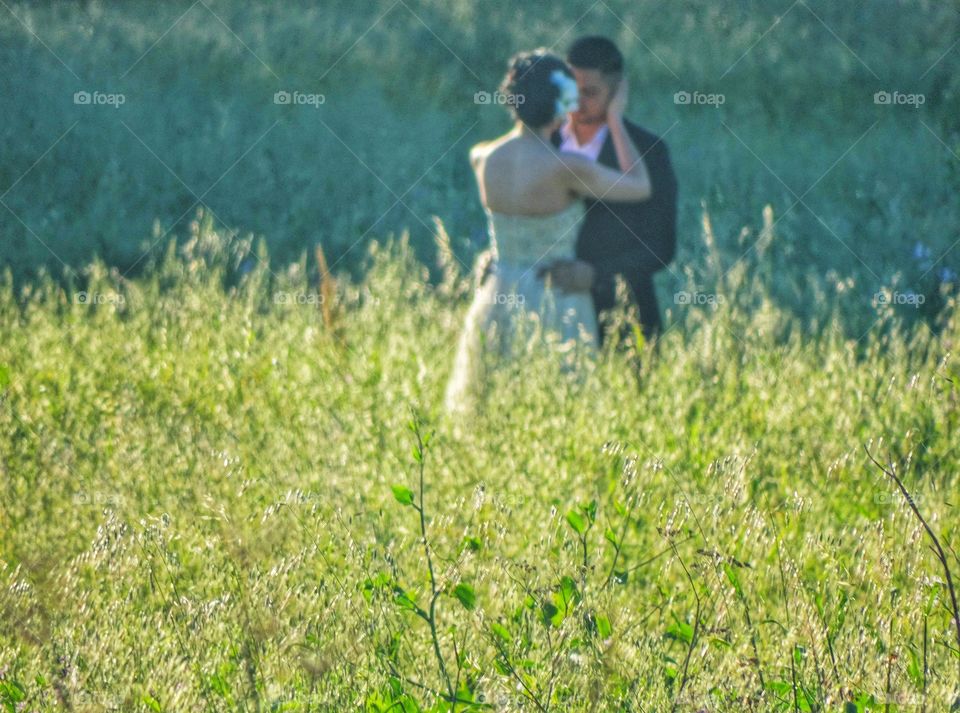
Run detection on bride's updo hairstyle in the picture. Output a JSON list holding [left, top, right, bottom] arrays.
[[499, 49, 574, 129]]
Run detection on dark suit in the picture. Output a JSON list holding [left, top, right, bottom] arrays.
[[551, 120, 677, 345]]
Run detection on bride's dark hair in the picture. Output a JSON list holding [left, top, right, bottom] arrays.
[[498, 49, 572, 129]]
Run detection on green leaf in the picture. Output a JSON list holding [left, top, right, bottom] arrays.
[[459, 535, 481, 553], [665, 614, 693, 645], [392, 586, 419, 613], [548, 576, 581, 625], [764, 679, 792, 697], [208, 673, 230, 698], [581, 499, 598, 523], [595, 614, 612, 638], [663, 663, 677, 684], [724, 563, 743, 598], [566, 510, 586, 535], [453, 583, 476, 611], [906, 646, 923, 687], [604, 527, 619, 545], [0, 680, 26, 705], [558, 576, 579, 608], [540, 601, 559, 626], [142, 694, 162, 712], [491, 622, 512, 643], [391, 485, 415, 507], [362, 572, 392, 602]]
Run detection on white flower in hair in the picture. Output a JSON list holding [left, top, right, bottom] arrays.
[[550, 69, 579, 118]]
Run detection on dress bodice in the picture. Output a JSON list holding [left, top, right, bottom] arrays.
[[485, 202, 585, 267]]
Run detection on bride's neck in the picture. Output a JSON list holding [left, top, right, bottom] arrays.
[[515, 121, 556, 144]]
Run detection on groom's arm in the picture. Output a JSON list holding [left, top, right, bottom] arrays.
[[646, 139, 678, 267]]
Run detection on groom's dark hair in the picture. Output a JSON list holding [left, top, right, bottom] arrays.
[[567, 36, 623, 84]]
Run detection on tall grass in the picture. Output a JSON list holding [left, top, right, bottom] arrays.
[[3, 2, 960, 709], [1, 214, 958, 710]]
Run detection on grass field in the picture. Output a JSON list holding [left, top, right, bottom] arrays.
[[2, 1, 960, 711]]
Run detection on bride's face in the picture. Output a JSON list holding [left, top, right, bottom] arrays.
[[570, 67, 613, 125]]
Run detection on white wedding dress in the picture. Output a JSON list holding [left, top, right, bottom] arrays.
[[444, 201, 599, 413]]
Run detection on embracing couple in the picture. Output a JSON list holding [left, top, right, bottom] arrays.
[[445, 36, 678, 413]]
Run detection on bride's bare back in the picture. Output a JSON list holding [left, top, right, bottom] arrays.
[[472, 134, 575, 215]]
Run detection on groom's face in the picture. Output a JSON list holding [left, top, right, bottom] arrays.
[[569, 67, 614, 126]]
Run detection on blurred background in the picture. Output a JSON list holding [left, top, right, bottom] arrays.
[[2, 0, 958, 331]]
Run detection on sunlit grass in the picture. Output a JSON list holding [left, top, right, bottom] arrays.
[[1, 213, 958, 710]]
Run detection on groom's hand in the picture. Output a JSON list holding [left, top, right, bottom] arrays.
[[537, 259, 596, 293]]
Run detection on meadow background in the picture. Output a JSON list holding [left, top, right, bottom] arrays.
[[2, 1, 960, 710]]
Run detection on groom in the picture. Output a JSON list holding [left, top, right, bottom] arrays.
[[542, 36, 678, 345]]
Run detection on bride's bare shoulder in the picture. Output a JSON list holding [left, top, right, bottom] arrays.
[[469, 141, 490, 167], [470, 134, 515, 167]]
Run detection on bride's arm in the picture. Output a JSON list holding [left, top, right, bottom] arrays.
[[558, 152, 651, 202], [556, 78, 652, 202]]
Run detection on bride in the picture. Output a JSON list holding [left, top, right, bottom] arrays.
[[444, 48, 652, 413]]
